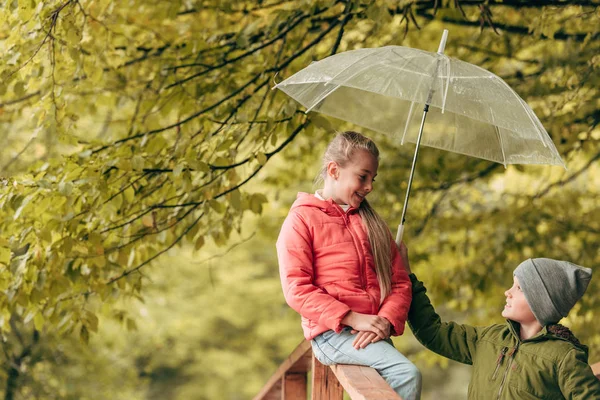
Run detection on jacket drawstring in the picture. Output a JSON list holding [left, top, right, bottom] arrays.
[[497, 344, 519, 399], [491, 347, 508, 381]]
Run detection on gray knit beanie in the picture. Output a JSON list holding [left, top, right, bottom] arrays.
[[513, 258, 592, 326]]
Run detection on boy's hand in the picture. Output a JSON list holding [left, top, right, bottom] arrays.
[[398, 241, 412, 274]]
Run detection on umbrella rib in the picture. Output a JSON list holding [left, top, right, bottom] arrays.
[[441, 56, 451, 114], [399, 51, 433, 144], [401, 101, 415, 145], [494, 75, 549, 145], [529, 110, 566, 168], [490, 107, 507, 167], [305, 50, 378, 113], [519, 98, 548, 146], [495, 125, 507, 168]]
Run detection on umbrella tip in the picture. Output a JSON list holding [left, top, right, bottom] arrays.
[[271, 71, 281, 90], [437, 29, 449, 54]]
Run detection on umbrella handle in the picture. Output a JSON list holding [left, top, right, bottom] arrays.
[[395, 223, 405, 247]]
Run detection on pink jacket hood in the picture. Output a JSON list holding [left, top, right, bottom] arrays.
[[290, 191, 354, 214]]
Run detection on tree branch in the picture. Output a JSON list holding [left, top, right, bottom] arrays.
[[533, 151, 600, 199], [417, 12, 599, 42]]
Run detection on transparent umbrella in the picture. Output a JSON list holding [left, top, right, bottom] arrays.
[[274, 30, 565, 244]]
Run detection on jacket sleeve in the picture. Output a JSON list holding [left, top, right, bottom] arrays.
[[276, 210, 351, 333], [408, 273, 481, 365], [377, 239, 412, 336], [557, 348, 600, 399]]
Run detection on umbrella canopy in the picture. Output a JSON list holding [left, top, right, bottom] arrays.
[[275, 44, 564, 167]]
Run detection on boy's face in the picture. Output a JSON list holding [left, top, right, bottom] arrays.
[[501, 276, 538, 325]]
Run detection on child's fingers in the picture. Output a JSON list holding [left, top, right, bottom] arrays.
[[352, 331, 366, 348], [353, 331, 372, 349], [370, 323, 387, 340], [354, 332, 375, 349], [365, 320, 386, 339], [359, 332, 377, 348]]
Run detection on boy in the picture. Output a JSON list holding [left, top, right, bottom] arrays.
[[400, 244, 600, 399]]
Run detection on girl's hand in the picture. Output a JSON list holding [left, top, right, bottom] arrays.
[[342, 312, 390, 340], [398, 241, 412, 274], [352, 330, 379, 349]]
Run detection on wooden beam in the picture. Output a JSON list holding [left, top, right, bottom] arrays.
[[283, 372, 307, 400], [331, 364, 402, 400], [253, 340, 311, 400], [311, 355, 343, 400]]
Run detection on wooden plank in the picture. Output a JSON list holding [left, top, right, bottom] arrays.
[[260, 380, 281, 400], [331, 364, 402, 400], [312, 354, 343, 400], [283, 372, 307, 400], [254, 340, 312, 400], [591, 362, 600, 380]]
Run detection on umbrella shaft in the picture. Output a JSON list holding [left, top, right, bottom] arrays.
[[400, 104, 429, 226]]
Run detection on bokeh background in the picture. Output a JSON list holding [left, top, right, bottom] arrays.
[[0, 1, 598, 398]]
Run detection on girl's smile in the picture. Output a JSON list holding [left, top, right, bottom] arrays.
[[323, 149, 379, 209]]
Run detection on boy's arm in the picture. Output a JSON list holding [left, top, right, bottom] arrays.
[[408, 273, 481, 365], [557, 349, 600, 399]]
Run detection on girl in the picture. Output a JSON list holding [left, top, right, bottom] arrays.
[[399, 243, 600, 399], [276, 131, 421, 399]]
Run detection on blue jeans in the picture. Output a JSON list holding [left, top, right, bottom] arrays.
[[311, 327, 422, 400]]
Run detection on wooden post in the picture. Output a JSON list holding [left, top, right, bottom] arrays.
[[283, 372, 307, 400], [311, 354, 343, 400], [253, 341, 311, 400]]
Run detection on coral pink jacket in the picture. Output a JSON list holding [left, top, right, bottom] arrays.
[[276, 192, 412, 340]]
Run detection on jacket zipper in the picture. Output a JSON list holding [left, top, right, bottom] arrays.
[[490, 347, 508, 381], [496, 344, 518, 399]]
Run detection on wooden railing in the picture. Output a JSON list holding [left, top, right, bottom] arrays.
[[253, 340, 401, 400], [255, 340, 600, 400]]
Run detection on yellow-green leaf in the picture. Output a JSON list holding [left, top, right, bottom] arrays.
[[124, 186, 135, 203], [256, 152, 268, 166], [0, 248, 11, 264]]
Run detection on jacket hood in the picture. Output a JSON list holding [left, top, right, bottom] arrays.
[[290, 192, 357, 215], [507, 320, 588, 356], [547, 323, 588, 353]]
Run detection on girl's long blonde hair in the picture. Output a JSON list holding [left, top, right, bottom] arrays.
[[316, 131, 393, 301]]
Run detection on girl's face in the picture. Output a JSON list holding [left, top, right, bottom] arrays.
[[326, 149, 378, 209], [501, 276, 538, 325]]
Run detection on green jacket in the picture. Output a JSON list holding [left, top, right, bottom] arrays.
[[408, 274, 600, 399]]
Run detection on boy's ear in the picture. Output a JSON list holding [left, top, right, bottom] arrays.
[[326, 161, 339, 179]]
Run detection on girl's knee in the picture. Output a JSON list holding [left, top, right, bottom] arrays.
[[400, 363, 422, 383], [409, 365, 422, 383]]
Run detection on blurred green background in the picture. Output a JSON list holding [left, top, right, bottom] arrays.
[[0, 0, 598, 398]]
